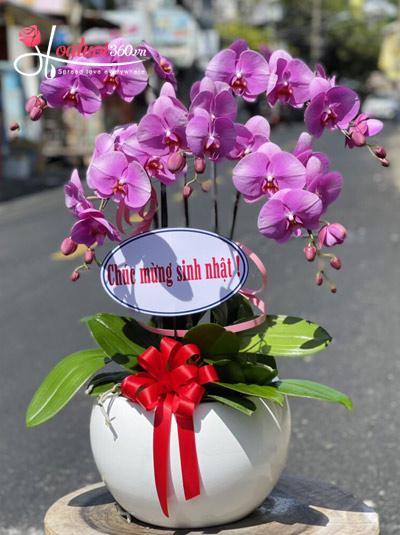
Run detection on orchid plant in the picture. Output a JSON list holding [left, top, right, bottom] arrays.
[[25, 38, 388, 426]]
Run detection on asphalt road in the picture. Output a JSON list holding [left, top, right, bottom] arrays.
[[0, 123, 399, 534]]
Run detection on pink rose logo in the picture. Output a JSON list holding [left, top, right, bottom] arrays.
[[18, 25, 41, 48]]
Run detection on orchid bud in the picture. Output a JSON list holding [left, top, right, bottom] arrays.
[[318, 223, 347, 248], [25, 95, 46, 113], [381, 158, 390, 168], [84, 248, 95, 264], [194, 156, 206, 174], [25, 96, 39, 113], [167, 152, 186, 173], [60, 237, 78, 256], [330, 256, 342, 270], [374, 146, 386, 159], [330, 284, 337, 294], [70, 271, 80, 282], [201, 180, 211, 193], [350, 131, 366, 147], [315, 272, 323, 286], [9, 122, 20, 131], [183, 185, 193, 199], [29, 106, 43, 121], [304, 243, 317, 261]]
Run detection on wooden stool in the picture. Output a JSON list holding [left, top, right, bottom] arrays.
[[44, 475, 379, 534]]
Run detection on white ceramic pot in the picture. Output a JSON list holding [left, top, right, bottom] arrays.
[[90, 396, 291, 528]]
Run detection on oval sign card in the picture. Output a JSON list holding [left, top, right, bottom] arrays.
[[101, 228, 249, 316]]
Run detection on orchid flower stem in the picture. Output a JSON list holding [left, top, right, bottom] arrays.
[[94, 255, 102, 268], [211, 162, 219, 233], [153, 210, 159, 229], [160, 184, 168, 228], [99, 199, 109, 211], [183, 174, 190, 227], [229, 191, 241, 240]]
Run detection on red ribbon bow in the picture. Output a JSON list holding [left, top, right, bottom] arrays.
[[120, 337, 219, 517]]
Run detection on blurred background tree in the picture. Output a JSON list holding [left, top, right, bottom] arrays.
[[217, 20, 273, 50], [279, 0, 398, 87]]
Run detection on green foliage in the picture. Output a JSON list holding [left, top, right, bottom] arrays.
[[26, 309, 350, 424], [184, 323, 240, 356], [217, 20, 273, 51], [280, 0, 388, 84], [83, 313, 160, 370], [216, 382, 285, 406], [211, 294, 255, 327], [86, 371, 130, 396], [206, 391, 257, 416], [26, 349, 108, 427], [276, 379, 353, 410], [238, 315, 332, 357]]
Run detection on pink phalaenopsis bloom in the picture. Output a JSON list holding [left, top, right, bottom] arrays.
[[258, 189, 323, 243], [305, 156, 343, 211], [293, 131, 330, 171], [345, 113, 384, 148], [70, 208, 120, 247], [186, 108, 236, 161], [137, 93, 188, 155], [206, 41, 276, 102], [268, 50, 314, 107], [40, 60, 101, 116], [305, 86, 360, 138], [96, 38, 148, 102], [308, 63, 336, 100], [232, 142, 306, 202], [87, 151, 151, 210], [318, 223, 347, 247], [143, 43, 177, 88], [64, 170, 93, 216], [91, 124, 139, 160], [121, 125, 181, 185], [190, 77, 237, 121], [229, 116, 270, 159]]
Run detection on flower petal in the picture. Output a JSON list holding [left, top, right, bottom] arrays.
[[233, 152, 269, 202], [206, 49, 237, 83], [124, 161, 152, 209], [88, 151, 128, 196]]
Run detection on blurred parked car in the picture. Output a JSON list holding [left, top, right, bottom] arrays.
[[362, 94, 400, 120]]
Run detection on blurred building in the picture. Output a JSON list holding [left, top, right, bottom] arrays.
[[0, 0, 218, 181]]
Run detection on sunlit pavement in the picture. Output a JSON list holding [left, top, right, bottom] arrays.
[[0, 122, 399, 533]]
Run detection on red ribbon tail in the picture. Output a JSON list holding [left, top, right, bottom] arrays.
[[176, 413, 201, 500], [153, 394, 173, 517]]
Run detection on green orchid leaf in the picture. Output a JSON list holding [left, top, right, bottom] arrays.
[[211, 294, 254, 326], [276, 379, 353, 410], [238, 315, 332, 357], [216, 382, 284, 405], [238, 352, 277, 370], [206, 393, 257, 416], [26, 349, 108, 427], [184, 323, 240, 356], [83, 313, 160, 370], [86, 371, 130, 396], [203, 357, 232, 366], [243, 365, 278, 385], [216, 361, 246, 383]]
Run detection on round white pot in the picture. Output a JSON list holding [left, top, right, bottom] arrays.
[[90, 396, 291, 528]]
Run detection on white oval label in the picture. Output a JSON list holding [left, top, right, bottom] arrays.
[[101, 228, 249, 316]]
